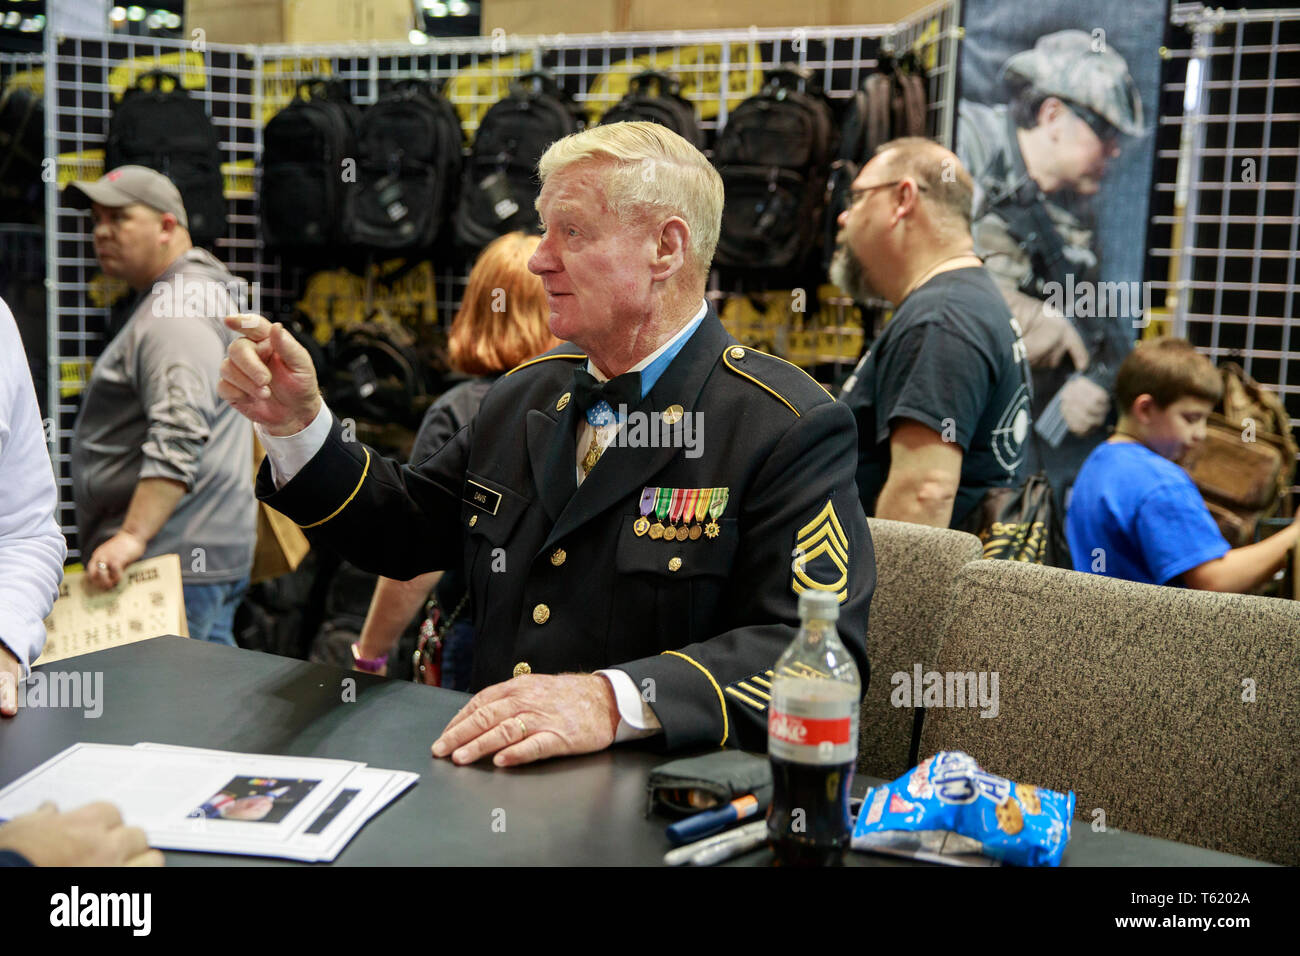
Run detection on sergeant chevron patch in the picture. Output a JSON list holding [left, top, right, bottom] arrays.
[[792, 499, 849, 602], [724, 670, 775, 713], [725, 663, 833, 713]]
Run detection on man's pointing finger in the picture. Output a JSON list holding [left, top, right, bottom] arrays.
[[225, 313, 272, 339]]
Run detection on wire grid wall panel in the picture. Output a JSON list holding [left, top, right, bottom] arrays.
[[255, 0, 960, 329], [1146, 8, 1300, 498], [0, 51, 43, 86], [42, 3, 958, 556], [43, 35, 268, 555]]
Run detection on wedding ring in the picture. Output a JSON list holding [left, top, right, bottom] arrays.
[[96, 561, 108, 571], [515, 717, 528, 738]]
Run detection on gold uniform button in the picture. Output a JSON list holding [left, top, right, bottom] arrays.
[[468, 514, 478, 527], [668, 557, 682, 572], [662, 404, 684, 425], [550, 548, 566, 566], [513, 662, 532, 677], [729, 346, 745, 359], [532, 604, 550, 625], [556, 392, 571, 411]]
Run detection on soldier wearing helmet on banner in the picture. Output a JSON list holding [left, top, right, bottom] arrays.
[[956, 29, 1145, 484]]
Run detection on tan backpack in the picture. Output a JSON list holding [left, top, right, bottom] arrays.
[[1184, 362, 1297, 547]]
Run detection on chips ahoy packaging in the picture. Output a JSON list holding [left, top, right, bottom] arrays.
[[852, 751, 1075, 866]]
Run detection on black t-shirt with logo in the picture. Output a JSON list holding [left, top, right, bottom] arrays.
[[840, 266, 1032, 527]]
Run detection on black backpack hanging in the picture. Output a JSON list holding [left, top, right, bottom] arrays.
[[891, 51, 929, 140], [343, 78, 464, 252], [0, 82, 43, 222], [823, 52, 928, 272], [105, 70, 226, 246], [712, 66, 836, 279], [0, 82, 43, 183], [453, 71, 585, 253], [600, 70, 703, 148], [261, 78, 359, 251]]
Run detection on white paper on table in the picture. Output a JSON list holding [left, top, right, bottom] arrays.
[[133, 743, 417, 861], [0, 743, 368, 860]]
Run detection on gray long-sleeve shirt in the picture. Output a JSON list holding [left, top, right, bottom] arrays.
[[71, 249, 255, 583]]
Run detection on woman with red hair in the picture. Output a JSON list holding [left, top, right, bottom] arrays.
[[350, 232, 558, 686]]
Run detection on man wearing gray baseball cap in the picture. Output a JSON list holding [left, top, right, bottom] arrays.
[[64, 165, 256, 645]]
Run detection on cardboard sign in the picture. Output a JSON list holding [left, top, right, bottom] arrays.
[[34, 554, 188, 666]]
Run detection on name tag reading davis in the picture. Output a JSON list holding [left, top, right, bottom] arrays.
[[464, 479, 502, 515]]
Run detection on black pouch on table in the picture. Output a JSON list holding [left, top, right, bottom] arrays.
[[646, 751, 773, 818]]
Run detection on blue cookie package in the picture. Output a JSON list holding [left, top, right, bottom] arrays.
[[852, 751, 1075, 867]]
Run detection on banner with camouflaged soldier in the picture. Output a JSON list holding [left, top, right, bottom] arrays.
[[955, 1, 1165, 497]]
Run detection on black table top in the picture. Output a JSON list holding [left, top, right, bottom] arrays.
[[0, 637, 1269, 867]]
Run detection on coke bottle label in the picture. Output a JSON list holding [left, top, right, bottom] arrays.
[[767, 693, 858, 765]]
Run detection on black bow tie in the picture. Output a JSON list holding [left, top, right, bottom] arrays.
[[570, 367, 642, 417]]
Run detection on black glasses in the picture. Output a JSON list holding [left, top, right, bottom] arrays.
[[848, 179, 929, 207], [1067, 102, 1120, 144]]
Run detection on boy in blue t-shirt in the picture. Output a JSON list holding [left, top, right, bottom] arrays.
[[1067, 338, 1299, 590]]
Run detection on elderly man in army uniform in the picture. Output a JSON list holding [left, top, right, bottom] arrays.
[[957, 30, 1144, 487], [218, 122, 874, 767]]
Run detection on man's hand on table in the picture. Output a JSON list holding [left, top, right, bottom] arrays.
[[0, 801, 163, 866], [219, 314, 322, 435], [0, 645, 22, 717], [433, 673, 620, 767]]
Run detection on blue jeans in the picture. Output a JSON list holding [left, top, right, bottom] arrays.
[[182, 577, 249, 646]]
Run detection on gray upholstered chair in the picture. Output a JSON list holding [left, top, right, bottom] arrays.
[[918, 559, 1300, 864], [859, 518, 983, 780]]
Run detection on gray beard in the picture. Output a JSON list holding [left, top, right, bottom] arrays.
[[829, 242, 879, 304]]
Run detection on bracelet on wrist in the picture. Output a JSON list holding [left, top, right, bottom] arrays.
[[351, 642, 387, 673]]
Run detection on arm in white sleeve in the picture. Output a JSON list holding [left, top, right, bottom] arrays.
[[254, 401, 334, 487], [0, 300, 67, 676], [596, 668, 663, 742]]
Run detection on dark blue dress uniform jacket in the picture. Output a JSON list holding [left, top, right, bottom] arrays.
[[258, 309, 874, 752]]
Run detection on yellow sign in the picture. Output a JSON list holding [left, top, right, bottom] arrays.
[[296, 259, 439, 342], [444, 52, 535, 135], [719, 286, 863, 367], [106, 52, 207, 101], [87, 272, 130, 308], [58, 359, 95, 399], [56, 149, 105, 188], [912, 21, 941, 73], [56, 151, 254, 198], [588, 44, 764, 122], [260, 58, 335, 126], [222, 158, 256, 198], [4, 67, 42, 94]]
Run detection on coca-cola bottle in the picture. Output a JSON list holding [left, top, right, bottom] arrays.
[[767, 589, 861, 866]]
